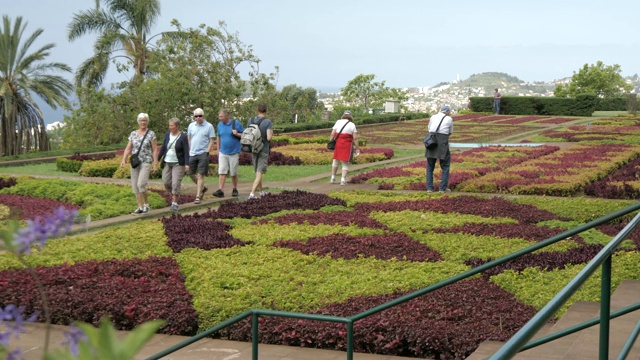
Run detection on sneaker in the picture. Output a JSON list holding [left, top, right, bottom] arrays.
[[232, 188, 239, 197], [330, 176, 336, 184], [439, 188, 452, 193], [170, 203, 179, 212], [259, 191, 267, 197], [213, 189, 224, 198], [142, 205, 150, 214], [248, 193, 257, 200], [131, 208, 143, 215], [340, 180, 346, 186], [194, 197, 201, 204], [427, 189, 434, 193]]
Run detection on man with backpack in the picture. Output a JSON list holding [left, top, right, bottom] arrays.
[[247, 103, 273, 199], [212, 109, 245, 198]]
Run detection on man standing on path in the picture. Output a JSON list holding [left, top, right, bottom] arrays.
[[248, 103, 273, 199], [493, 88, 501, 114], [187, 108, 216, 204], [212, 109, 244, 198], [426, 105, 453, 193]]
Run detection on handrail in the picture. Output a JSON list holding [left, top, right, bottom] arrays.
[[489, 210, 640, 359], [617, 320, 640, 360], [147, 201, 640, 360]]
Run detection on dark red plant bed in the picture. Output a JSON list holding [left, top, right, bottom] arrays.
[[0, 194, 80, 221], [274, 233, 442, 262], [161, 213, 248, 253], [226, 278, 536, 359], [0, 257, 198, 336]]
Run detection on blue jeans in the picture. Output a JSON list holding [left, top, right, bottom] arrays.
[[426, 149, 451, 191], [494, 100, 500, 114]]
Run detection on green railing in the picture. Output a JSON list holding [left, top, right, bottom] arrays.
[[489, 209, 640, 359], [147, 201, 640, 360]]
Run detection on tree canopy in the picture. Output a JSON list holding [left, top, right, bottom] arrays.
[[554, 61, 632, 98], [0, 16, 72, 155], [340, 74, 407, 114]]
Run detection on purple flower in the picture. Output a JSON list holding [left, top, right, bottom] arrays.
[[62, 324, 87, 356], [13, 207, 77, 255], [6, 349, 24, 360], [0, 305, 38, 346]]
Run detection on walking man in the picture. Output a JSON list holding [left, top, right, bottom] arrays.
[[212, 109, 244, 198], [426, 105, 454, 192], [187, 108, 216, 204], [248, 103, 273, 199]]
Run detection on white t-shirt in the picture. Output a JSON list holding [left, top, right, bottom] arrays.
[[428, 113, 453, 134], [332, 119, 357, 135], [165, 133, 180, 163]]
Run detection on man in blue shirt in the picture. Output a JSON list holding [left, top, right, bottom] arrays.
[[212, 109, 245, 198], [187, 108, 216, 204]]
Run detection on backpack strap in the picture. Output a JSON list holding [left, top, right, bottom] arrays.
[[252, 117, 267, 142]]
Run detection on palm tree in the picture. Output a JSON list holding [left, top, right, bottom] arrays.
[[67, 0, 163, 89], [0, 16, 72, 156]]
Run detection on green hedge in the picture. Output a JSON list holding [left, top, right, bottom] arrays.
[[277, 112, 429, 133], [470, 95, 597, 116], [55, 158, 83, 173]]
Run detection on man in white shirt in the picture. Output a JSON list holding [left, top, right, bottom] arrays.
[[426, 105, 453, 192], [187, 108, 216, 204]]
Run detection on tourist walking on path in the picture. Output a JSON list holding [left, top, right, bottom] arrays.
[[213, 109, 244, 198], [120, 113, 158, 215], [493, 88, 501, 114], [248, 103, 273, 199], [330, 110, 360, 185], [187, 108, 216, 204], [426, 105, 453, 192], [158, 118, 190, 211]]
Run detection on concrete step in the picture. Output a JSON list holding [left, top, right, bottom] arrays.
[[469, 280, 640, 359]]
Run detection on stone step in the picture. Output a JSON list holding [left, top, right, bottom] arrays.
[[469, 280, 640, 359]]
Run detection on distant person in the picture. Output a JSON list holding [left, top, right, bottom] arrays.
[[212, 109, 244, 198], [330, 110, 360, 185], [248, 103, 273, 199], [158, 118, 189, 211], [426, 105, 453, 192], [493, 88, 501, 114], [187, 108, 216, 204], [120, 113, 158, 215]]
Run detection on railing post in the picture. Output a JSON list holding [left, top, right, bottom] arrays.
[[600, 255, 612, 360], [252, 312, 259, 360], [347, 320, 354, 360]]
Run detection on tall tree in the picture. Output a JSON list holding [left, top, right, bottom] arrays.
[[554, 61, 632, 98], [0, 16, 72, 156], [67, 0, 165, 89], [341, 74, 406, 114]]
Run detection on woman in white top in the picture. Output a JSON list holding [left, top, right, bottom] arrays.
[[157, 118, 190, 211], [330, 110, 360, 185]]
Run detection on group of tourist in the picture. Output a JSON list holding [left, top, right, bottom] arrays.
[[120, 99, 459, 215], [120, 104, 274, 214]]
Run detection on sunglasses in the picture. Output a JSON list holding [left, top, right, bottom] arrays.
[[194, 115, 203, 118]]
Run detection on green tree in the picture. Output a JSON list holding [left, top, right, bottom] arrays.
[[554, 61, 632, 98], [0, 16, 72, 156], [67, 0, 167, 89], [341, 74, 407, 114]]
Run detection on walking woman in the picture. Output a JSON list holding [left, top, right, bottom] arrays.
[[330, 110, 360, 185], [120, 113, 158, 215], [158, 118, 190, 211]]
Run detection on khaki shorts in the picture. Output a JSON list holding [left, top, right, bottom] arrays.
[[252, 151, 269, 173], [218, 153, 240, 176]]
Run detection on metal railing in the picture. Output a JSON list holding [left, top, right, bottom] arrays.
[[147, 201, 640, 360]]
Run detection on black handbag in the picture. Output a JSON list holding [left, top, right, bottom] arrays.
[[130, 130, 149, 168], [423, 114, 447, 150], [328, 121, 350, 150]]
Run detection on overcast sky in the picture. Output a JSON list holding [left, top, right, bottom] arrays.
[[3, 0, 639, 93]]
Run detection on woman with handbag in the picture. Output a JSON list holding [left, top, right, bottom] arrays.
[[157, 118, 190, 212], [120, 113, 158, 215], [329, 110, 360, 185]]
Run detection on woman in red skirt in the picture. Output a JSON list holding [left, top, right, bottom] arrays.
[[330, 110, 360, 185]]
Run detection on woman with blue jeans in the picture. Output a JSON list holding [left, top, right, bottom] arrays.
[[426, 105, 453, 192]]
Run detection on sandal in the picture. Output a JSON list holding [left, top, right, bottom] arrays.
[[194, 197, 201, 204]]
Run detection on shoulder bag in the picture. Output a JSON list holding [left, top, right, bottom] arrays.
[[423, 114, 447, 150], [129, 130, 149, 168], [328, 121, 350, 150]]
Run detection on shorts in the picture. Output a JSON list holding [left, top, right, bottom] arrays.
[[252, 151, 269, 173], [218, 153, 239, 176], [189, 152, 209, 175]]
